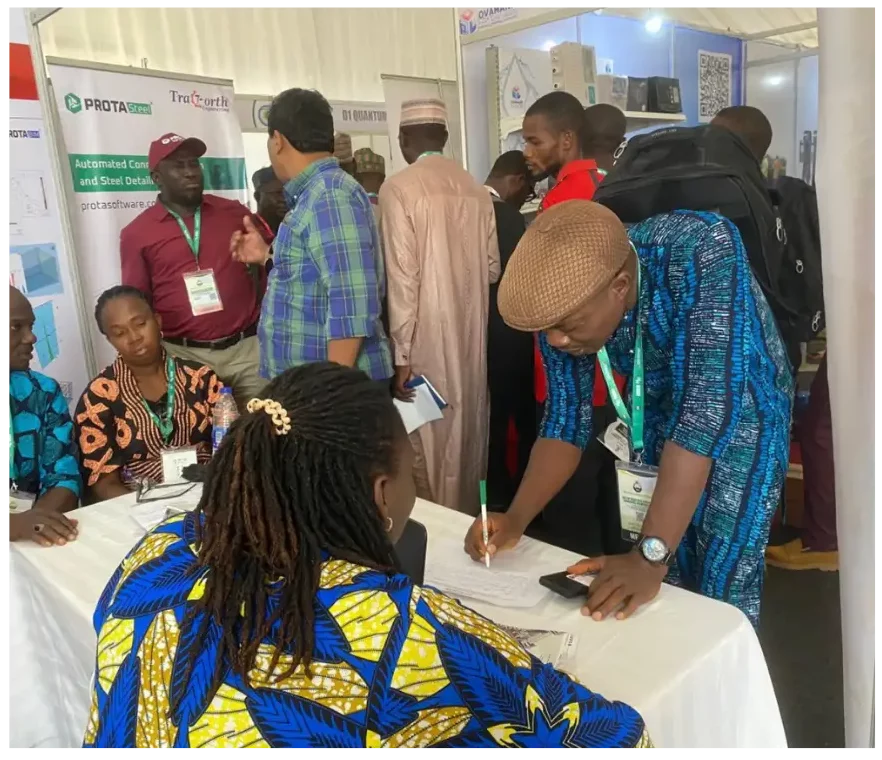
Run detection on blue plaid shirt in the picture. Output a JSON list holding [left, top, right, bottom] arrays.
[[258, 158, 392, 381]]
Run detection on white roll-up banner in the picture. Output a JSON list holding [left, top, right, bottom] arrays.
[[9, 16, 92, 409], [816, 8, 875, 749], [47, 60, 248, 368]]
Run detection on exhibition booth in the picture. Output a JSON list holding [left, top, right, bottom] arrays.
[[7, 6, 873, 749]]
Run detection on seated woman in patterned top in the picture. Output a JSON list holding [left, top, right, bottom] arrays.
[[84, 362, 651, 748], [75, 286, 222, 503]]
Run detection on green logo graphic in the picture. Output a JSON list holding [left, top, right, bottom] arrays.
[[65, 93, 82, 113], [63, 93, 152, 116]]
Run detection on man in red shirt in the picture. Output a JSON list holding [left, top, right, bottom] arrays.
[[519, 92, 626, 556], [121, 133, 268, 407]]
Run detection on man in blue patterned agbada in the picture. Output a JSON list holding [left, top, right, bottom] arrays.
[[464, 201, 792, 627]]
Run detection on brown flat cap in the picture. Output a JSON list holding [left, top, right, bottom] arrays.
[[498, 200, 631, 331]]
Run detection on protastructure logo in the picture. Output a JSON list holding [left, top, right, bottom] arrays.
[[64, 92, 152, 116], [65, 93, 82, 113]]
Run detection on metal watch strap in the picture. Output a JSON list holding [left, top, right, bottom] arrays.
[[637, 534, 675, 566]]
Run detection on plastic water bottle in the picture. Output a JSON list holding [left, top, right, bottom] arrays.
[[212, 387, 239, 455]]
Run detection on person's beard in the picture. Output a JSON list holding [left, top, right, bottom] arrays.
[[529, 160, 562, 185]]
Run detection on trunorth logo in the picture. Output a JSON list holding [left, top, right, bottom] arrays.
[[169, 89, 230, 112], [64, 92, 152, 116]]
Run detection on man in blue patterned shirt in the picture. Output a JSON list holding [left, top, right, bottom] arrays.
[[464, 202, 793, 627], [9, 286, 81, 546], [233, 89, 392, 383]]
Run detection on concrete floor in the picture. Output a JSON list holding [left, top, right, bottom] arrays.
[[759, 564, 844, 747]]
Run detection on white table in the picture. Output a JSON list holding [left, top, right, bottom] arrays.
[[10, 492, 786, 748]]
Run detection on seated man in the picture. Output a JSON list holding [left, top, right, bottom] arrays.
[[9, 286, 80, 546]]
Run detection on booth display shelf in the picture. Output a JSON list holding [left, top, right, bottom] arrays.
[[623, 111, 687, 130]]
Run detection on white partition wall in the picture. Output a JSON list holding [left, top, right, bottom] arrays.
[[38, 8, 457, 103], [816, 7, 875, 749]]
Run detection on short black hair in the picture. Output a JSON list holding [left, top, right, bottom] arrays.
[[525, 91, 586, 142], [94, 285, 152, 335], [488, 150, 530, 180], [267, 88, 335, 155], [252, 166, 277, 193], [583, 104, 627, 155], [712, 105, 773, 161]]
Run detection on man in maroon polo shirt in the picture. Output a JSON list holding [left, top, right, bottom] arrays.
[[120, 133, 268, 407]]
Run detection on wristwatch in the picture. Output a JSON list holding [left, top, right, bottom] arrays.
[[636, 535, 675, 567]]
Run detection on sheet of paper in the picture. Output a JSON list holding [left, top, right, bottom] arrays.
[[129, 503, 192, 533], [496, 624, 579, 669], [394, 383, 444, 434], [424, 553, 549, 609]]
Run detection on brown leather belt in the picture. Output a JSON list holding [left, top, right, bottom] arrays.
[[164, 323, 258, 351]]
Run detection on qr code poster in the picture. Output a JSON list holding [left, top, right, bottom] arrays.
[[698, 50, 732, 123]]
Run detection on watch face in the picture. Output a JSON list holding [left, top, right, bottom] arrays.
[[641, 536, 668, 563]]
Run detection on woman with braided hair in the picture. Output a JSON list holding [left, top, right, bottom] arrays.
[[83, 362, 649, 748]]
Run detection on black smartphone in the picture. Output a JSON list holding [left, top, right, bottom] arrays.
[[181, 463, 208, 483], [539, 571, 593, 599], [394, 519, 428, 585]]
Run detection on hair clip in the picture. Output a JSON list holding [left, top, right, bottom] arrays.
[[246, 398, 292, 436]]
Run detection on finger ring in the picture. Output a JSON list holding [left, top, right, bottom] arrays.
[[33, 524, 43, 533]]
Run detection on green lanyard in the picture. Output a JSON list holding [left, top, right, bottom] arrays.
[[418, 151, 444, 160], [140, 356, 177, 444], [9, 406, 17, 483], [166, 206, 202, 267], [597, 262, 644, 458]]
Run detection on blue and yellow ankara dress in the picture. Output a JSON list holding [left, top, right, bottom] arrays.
[[84, 510, 652, 748], [539, 211, 793, 627]]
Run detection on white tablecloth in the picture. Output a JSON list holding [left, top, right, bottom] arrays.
[[10, 492, 786, 748]]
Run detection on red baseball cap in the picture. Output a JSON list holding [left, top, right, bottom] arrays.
[[148, 133, 207, 171]]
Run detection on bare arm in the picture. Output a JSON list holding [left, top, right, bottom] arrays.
[[327, 337, 364, 368], [498, 333, 595, 528], [640, 441, 712, 546], [34, 486, 78, 514], [89, 472, 132, 503]]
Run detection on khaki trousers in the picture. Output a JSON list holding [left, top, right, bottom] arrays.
[[164, 335, 266, 411]]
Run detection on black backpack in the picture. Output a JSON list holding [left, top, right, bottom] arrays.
[[768, 175, 825, 342], [593, 125, 802, 365]]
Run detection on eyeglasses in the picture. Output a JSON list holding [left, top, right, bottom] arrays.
[[135, 479, 198, 504]]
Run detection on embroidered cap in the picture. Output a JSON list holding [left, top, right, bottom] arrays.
[[334, 133, 353, 163], [498, 200, 631, 332], [400, 98, 448, 128], [354, 148, 385, 176]]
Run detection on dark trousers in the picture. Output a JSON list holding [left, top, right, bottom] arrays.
[[526, 403, 630, 558], [798, 356, 837, 551], [487, 368, 536, 508]]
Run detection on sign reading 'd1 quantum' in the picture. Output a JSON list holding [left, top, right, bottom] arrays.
[[235, 96, 388, 136]]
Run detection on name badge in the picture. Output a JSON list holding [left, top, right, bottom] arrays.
[[10, 489, 36, 513], [615, 460, 658, 543], [599, 420, 631, 461], [161, 446, 199, 484], [183, 270, 223, 316]]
